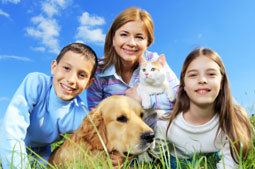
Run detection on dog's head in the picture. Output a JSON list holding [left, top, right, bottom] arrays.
[[82, 95, 154, 158]]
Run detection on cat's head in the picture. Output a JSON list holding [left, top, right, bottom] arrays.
[[139, 54, 166, 84]]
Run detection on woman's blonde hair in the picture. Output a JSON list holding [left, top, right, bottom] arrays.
[[167, 47, 252, 161], [101, 7, 154, 74]]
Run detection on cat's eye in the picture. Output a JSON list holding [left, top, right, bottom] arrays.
[[142, 68, 146, 72], [151, 68, 156, 71]]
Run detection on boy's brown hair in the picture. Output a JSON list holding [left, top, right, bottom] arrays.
[[56, 43, 98, 79]]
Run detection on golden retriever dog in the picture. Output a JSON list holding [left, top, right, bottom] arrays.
[[48, 95, 155, 168]]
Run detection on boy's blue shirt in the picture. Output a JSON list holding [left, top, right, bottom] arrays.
[[0, 72, 88, 169]]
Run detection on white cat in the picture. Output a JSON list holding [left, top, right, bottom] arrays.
[[137, 54, 175, 117]]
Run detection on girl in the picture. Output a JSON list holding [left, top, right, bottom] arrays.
[[150, 47, 252, 169]]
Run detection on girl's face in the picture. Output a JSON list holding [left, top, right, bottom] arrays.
[[113, 20, 148, 67], [184, 55, 222, 107]]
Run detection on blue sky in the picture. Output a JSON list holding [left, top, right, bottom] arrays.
[[0, 0, 254, 116]]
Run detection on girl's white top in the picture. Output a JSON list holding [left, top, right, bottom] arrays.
[[150, 112, 238, 169]]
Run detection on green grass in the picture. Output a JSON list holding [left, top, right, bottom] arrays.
[[1, 115, 255, 169]]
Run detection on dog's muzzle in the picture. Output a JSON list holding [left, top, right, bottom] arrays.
[[141, 132, 155, 143]]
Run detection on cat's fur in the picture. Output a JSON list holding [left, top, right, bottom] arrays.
[[137, 54, 175, 117]]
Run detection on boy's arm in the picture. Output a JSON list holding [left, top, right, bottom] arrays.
[[0, 73, 42, 169]]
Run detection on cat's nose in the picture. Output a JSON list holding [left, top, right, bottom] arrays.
[[145, 73, 149, 77]]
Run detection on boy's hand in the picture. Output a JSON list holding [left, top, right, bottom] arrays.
[[125, 84, 142, 104], [110, 151, 126, 168]]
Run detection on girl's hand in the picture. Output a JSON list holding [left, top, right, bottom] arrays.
[[125, 83, 142, 104]]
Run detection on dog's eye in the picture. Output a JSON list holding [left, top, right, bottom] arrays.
[[117, 115, 128, 123], [140, 112, 144, 119]]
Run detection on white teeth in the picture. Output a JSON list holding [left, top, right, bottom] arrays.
[[62, 84, 73, 91], [197, 90, 207, 94]]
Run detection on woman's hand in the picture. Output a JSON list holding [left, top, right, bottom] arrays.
[[125, 83, 142, 104]]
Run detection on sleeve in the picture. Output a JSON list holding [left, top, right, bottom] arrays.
[[144, 51, 180, 110], [217, 141, 239, 169], [86, 75, 104, 111], [0, 73, 44, 169]]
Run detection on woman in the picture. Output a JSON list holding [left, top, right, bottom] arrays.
[[87, 7, 179, 112]]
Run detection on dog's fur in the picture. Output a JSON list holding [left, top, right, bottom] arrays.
[[48, 95, 154, 168]]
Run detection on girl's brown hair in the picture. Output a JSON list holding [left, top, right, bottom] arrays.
[[101, 7, 154, 74], [167, 47, 252, 161]]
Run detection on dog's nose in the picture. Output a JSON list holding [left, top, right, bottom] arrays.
[[141, 132, 155, 143]]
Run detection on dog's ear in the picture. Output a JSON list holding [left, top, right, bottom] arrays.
[[77, 106, 107, 150]]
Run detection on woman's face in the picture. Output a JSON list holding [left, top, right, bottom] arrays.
[[113, 20, 148, 67]]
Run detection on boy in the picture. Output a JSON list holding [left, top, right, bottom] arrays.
[[0, 43, 98, 169]]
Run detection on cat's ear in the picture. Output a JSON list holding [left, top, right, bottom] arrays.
[[139, 56, 145, 64], [157, 54, 166, 66]]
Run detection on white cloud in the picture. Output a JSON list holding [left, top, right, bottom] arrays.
[[0, 97, 9, 101], [1, 0, 20, 4], [26, 15, 60, 54], [79, 12, 105, 26], [76, 26, 105, 43], [30, 46, 46, 52], [0, 9, 10, 18], [25, 0, 73, 54], [75, 12, 105, 45], [41, 0, 72, 17], [52, 0, 71, 9], [0, 55, 32, 61], [42, 2, 59, 18]]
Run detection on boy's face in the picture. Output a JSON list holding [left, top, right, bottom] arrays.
[[51, 51, 94, 101]]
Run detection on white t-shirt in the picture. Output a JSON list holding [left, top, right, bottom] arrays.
[[150, 112, 238, 169]]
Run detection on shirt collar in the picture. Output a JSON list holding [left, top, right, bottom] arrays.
[[98, 64, 117, 77]]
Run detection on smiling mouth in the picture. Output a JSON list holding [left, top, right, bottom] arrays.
[[123, 48, 138, 54], [195, 89, 211, 94], [61, 83, 76, 93]]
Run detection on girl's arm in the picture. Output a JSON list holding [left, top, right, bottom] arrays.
[[217, 141, 239, 169]]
